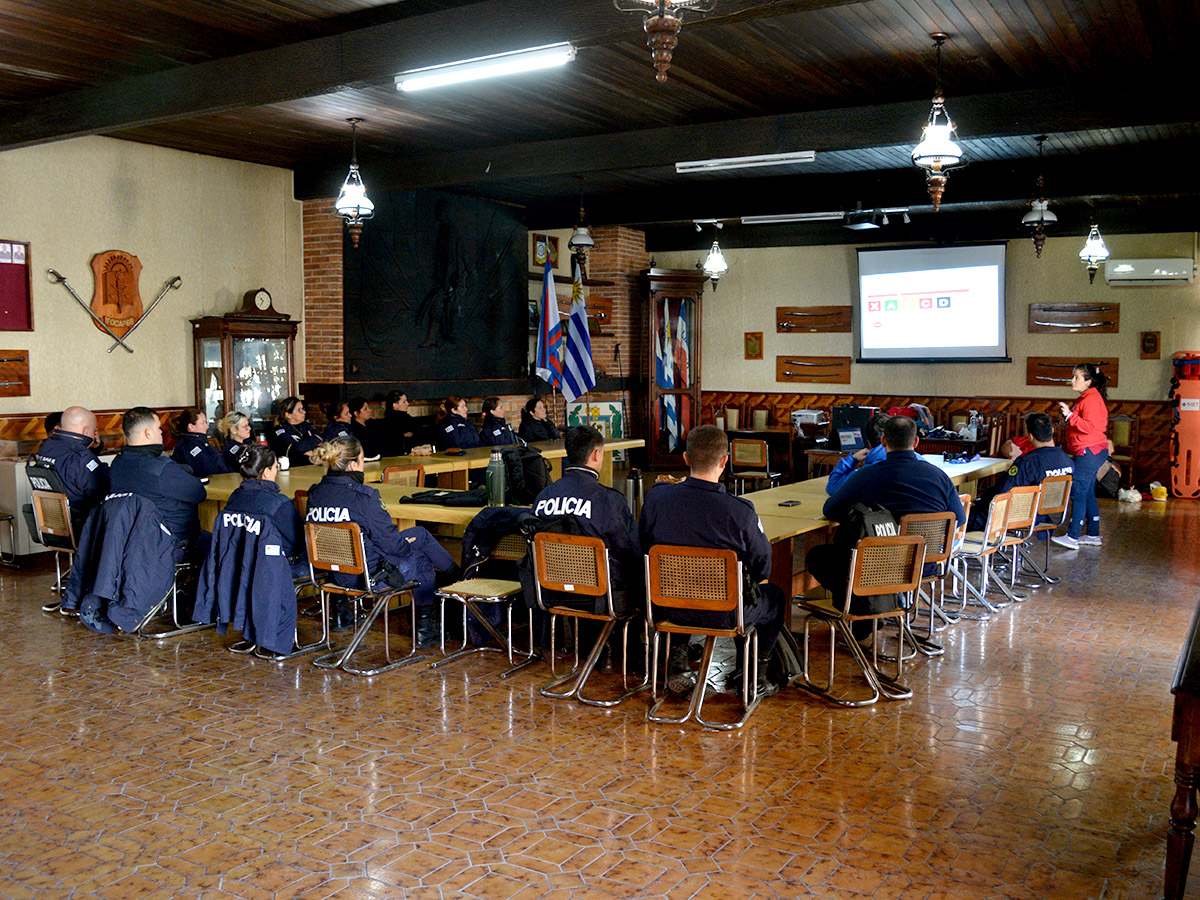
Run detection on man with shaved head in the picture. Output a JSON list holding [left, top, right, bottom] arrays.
[[34, 405, 109, 524]]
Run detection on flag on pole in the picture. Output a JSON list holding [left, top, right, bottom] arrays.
[[660, 300, 679, 451], [561, 259, 596, 403], [674, 301, 691, 438], [534, 258, 562, 387]]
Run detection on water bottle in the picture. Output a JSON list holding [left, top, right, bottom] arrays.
[[486, 449, 506, 506], [625, 468, 643, 517]]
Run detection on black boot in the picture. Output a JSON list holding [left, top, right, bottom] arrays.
[[415, 606, 438, 649], [667, 644, 696, 694], [330, 598, 354, 633]]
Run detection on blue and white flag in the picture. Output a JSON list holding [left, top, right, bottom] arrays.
[[561, 259, 596, 403], [534, 259, 562, 387], [660, 300, 678, 450]]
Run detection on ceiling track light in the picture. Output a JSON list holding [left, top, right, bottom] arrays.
[[1021, 135, 1058, 258], [1079, 222, 1110, 285], [911, 33, 965, 211], [334, 118, 374, 248], [614, 0, 716, 83]]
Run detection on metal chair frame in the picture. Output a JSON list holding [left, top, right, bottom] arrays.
[[306, 521, 421, 676], [30, 490, 78, 614], [1027, 475, 1073, 584], [133, 560, 215, 640], [532, 532, 648, 707], [644, 544, 762, 730], [382, 465, 426, 487], [797, 534, 926, 707], [951, 492, 1011, 615], [729, 439, 781, 495], [0, 512, 15, 568], [995, 484, 1042, 599]]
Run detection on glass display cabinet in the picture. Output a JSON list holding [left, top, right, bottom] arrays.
[[642, 268, 706, 468], [191, 302, 299, 435]]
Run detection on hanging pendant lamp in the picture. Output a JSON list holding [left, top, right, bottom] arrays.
[[1021, 135, 1058, 258], [1079, 222, 1110, 285], [911, 33, 965, 211], [334, 119, 374, 248]]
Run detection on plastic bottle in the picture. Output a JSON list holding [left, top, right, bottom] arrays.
[[486, 449, 506, 506]]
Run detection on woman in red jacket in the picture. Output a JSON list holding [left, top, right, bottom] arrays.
[[1052, 363, 1109, 549]]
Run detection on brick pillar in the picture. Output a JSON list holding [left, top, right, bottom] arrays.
[[588, 226, 650, 435], [303, 200, 344, 383]]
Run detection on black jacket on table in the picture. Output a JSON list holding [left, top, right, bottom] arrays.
[[269, 421, 321, 466], [436, 414, 481, 450], [518, 414, 560, 443], [823, 449, 966, 526], [109, 444, 206, 544], [34, 429, 109, 519], [171, 432, 232, 477], [304, 470, 417, 587], [222, 438, 250, 473], [223, 478, 304, 562], [478, 415, 517, 447]]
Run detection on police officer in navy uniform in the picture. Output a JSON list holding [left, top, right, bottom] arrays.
[[217, 411, 254, 473], [435, 395, 481, 450], [170, 408, 232, 477], [322, 401, 353, 443], [478, 397, 517, 447], [269, 397, 321, 466], [34, 405, 109, 527], [348, 398, 382, 459], [968, 412, 1074, 530], [639, 424, 787, 696], [306, 435, 456, 638], [110, 406, 208, 561], [222, 443, 307, 578], [533, 425, 641, 613]]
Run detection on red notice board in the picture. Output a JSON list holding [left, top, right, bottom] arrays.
[[0, 240, 32, 331]]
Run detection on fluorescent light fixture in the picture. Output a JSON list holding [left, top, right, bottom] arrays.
[[396, 42, 575, 92], [740, 211, 842, 225], [676, 150, 815, 173]]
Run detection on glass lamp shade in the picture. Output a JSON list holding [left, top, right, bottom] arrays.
[[703, 240, 728, 279], [335, 165, 375, 223], [1079, 224, 1110, 266], [1022, 200, 1058, 227], [567, 226, 595, 253], [911, 118, 964, 172]]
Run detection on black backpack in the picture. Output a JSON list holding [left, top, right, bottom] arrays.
[[833, 501, 899, 549], [502, 446, 553, 506]]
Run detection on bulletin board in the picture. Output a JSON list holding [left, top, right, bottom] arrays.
[[0, 241, 32, 331]]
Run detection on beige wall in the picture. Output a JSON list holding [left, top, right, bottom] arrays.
[[0, 136, 303, 414], [655, 232, 1198, 401]]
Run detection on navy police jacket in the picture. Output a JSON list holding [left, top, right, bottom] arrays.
[[437, 414, 481, 450], [34, 430, 109, 517], [66, 492, 177, 634], [195, 507, 298, 656], [823, 449, 965, 527], [171, 432, 232, 477], [110, 445, 207, 543], [478, 415, 517, 447], [533, 466, 640, 593], [305, 471, 417, 587], [224, 478, 304, 561], [998, 445, 1074, 492], [222, 438, 249, 473], [322, 420, 352, 442], [640, 477, 771, 584], [269, 421, 321, 466]]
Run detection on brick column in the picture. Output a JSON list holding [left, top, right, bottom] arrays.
[[588, 226, 650, 435], [302, 200, 344, 383]]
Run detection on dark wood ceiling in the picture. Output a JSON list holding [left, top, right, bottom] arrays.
[[2, 0, 1197, 249]]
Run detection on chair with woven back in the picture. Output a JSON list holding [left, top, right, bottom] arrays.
[[952, 490, 1011, 616], [382, 465, 425, 488], [432, 531, 537, 674], [1027, 474, 1073, 584], [728, 439, 781, 495], [996, 484, 1042, 601], [30, 490, 79, 615], [644, 544, 763, 730], [898, 511, 958, 654], [532, 531, 648, 707], [796, 534, 926, 707], [306, 521, 420, 676]]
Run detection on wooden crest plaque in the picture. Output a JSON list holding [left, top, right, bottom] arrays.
[[89, 250, 143, 338]]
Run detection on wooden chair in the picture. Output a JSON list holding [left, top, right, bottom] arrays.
[[532, 532, 648, 707], [1028, 474, 1073, 584], [30, 490, 78, 614], [432, 531, 536, 675], [952, 491, 1011, 616], [644, 544, 762, 730], [293, 489, 309, 518], [383, 465, 425, 487], [729, 439, 781, 494], [898, 511, 958, 653], [1108, 415, 1138, 486], [996, 484, 1042, 601], [797, 534, 926, 707], [306, 521, 420, 676]]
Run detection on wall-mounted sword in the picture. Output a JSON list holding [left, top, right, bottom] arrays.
[[46, 268, 134, 353], [107, 276, 182, 353]]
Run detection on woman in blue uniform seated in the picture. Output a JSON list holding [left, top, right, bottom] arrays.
[[269, 397, 321, 467], [348, 397, 382, 459], [322, 401, 353, 442], [223, 443, 308, 580], [217, 410, 254, 473], [306, 435, 457, 641], [518, 396, 560, 443], [435, 395, 481, 450], [478, 397, 517, 447], [170, 408, 232, 477]]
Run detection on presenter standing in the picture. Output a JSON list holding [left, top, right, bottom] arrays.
[[1052, 363, 1109, 549]]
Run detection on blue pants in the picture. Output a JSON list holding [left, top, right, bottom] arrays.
[[1067, 448, 1108, 538], [379, 526, 455, 607]]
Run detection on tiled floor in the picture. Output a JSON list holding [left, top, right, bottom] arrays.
[[0, 498, 1192, 899]]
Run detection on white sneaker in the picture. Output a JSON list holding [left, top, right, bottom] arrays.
[[1077, 535, 1102, 545], [1051, 535, 1079, 550]]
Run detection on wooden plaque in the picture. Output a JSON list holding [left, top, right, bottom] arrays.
[[1027, 357, 1119, 389], [776, 305, 851, 333], [1141, 331, 1161, 360], [776, 355, 851, 384], [744, 331, 763, 360], [0, 350, 30, 397], [1028, 302, 1119, 334]]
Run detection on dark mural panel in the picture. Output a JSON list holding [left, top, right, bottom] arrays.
[[344, 190, 527, 384]]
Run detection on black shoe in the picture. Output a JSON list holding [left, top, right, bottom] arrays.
[[415, 608, 438, 649], [330, 600, 354, 633], [755, 672, 780, 698], [667, 645, 696, 693]]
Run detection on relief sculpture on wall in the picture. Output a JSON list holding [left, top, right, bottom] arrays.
[[89, 250, 143, 338]]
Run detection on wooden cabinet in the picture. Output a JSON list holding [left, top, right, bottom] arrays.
[[643, 268, 706, 468], [191, 314, 299, 434]]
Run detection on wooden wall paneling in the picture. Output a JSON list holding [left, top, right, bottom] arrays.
[[776, 306, 851, 333], [1028, 302, 1120, 333], [0, 351, 29, 398], [775, 355, 851, 384], [1027, 357, 1119, 388]]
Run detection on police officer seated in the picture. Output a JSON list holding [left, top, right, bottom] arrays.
[[32, 405, 109, 533], [110, 406, 209, 564], [222, 444, 307, 577], [478, 397, 517, 447], [170, 408, 232, 477], [269, 397, 322, 467], [435, 395, 481, 451], [968, 412, 1073, 531]]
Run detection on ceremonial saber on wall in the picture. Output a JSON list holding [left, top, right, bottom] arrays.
[[46, 268, 134, 353], [107, 276, 182, 353]]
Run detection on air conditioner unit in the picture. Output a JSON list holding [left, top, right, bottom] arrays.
[[1104, 258, 1195, 286]]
